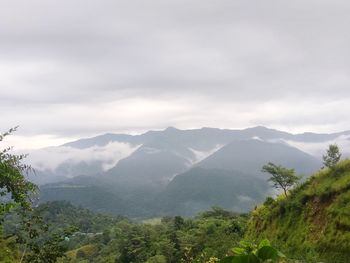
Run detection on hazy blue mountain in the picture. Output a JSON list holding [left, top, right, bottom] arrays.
[[105, 145, 191, 190], [42, 126, 349, 187], [292, 130, 350, 142], [35, 126, 350, 217], [155, 167, 270, 216], [197, 139, 321, 177], [62, 126, 350, 150]]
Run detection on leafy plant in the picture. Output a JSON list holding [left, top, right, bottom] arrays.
[[219, 239, 285, 263]]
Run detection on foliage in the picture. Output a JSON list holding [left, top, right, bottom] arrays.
[[0, 203, 79, 263], [263, 197, 275, 206], [0, 129, 89, 263], [111, 209, 248, 263], [262, 163, 300, 197], [8, 204, 247, 263], [322, 144, 341, 169], [219, 239, 285, 263], [0, 127, 37, 217], [247, 160, 350, 263], [0, 127, 38, 262]]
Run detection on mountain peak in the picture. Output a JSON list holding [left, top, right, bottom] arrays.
[[164, 126, 180, 132], [246, 126, 274, 131]]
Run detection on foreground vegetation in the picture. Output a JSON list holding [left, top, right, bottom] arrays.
[[246, 159, 350, 262], [1, 204, 247, 262], [3, 157, 350, 263]]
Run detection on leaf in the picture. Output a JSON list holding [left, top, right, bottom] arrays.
[[219, 256, 234, 263], [232, 254, 260, 263], [277, 250, 286, 258], [239, 241, 252, 248], [258, 239, 270, 249], [232, 247, 246, 255], [257, 246, 278, 261], [238, 240, 255, 252]]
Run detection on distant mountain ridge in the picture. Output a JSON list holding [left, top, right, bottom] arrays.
[[62, 126, 350, 149], [36, 126, 350, 216]]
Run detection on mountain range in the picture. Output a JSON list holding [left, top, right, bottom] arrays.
[[33, 126, 350, 217]]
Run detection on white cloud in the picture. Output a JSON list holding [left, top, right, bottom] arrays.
[[189, 145, 223, 164], [23, 142, 140, 172], [285, 135, 350, 159]]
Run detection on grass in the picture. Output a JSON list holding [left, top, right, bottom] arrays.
[[245, 160, 350, 263]]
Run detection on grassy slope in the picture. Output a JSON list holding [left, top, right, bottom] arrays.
[[246, 160, 350, 262]]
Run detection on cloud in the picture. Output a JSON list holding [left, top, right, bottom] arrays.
[[23, 142, 140, 172], [1, 0, 350, 146], [285, 135, 350, 159], [189, 145, 224, 164]]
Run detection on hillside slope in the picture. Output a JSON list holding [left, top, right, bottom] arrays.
[[197, 139, 320, 176], [156, 167, 270, 216], [246, 160, 350, 263], [39, 184, 142, 216]]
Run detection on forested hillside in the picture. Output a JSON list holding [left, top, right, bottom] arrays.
[[1, 204, 248, 263], [246, 160, 350, 263]]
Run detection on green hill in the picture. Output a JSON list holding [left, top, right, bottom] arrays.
[[156, 167, 270, 216], [246, 160, 350, 262]]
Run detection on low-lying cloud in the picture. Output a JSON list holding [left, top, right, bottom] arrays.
[[285, 135, 350, 159], [24, 141, 140, 173]]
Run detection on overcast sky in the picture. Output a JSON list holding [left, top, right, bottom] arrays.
[[1, 0, 350, 149]]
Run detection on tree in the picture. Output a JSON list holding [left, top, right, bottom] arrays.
[[323, 144, 341, 169], [173, 216, 185, 230], [15, 207, 77, 263], [0, 127, 37, 218], [262, 163, 300, 197], [0, 128, 74, 263]]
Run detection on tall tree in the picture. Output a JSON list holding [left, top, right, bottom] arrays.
[[0, 127, 37, 262], [0, 128, 75, 263], [0, 127, 37, 218], [323, 144, 341, 169], [262, 163, 300, 197]]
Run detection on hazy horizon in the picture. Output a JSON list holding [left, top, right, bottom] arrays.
[[1, 0, 350, 148], [3, 125, 350, 150]]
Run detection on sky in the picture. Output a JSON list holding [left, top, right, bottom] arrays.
[[1, 0, 350, 149]]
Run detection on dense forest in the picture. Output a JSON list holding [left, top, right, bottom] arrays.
[[1, 203, 248, 262], [1, 129, 350, 263]]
